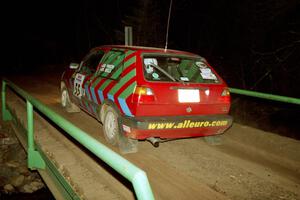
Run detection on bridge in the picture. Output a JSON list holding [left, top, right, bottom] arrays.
[[2, 74, 300, 200]]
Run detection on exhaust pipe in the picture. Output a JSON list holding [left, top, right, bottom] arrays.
[[147, 137, 160, 147]]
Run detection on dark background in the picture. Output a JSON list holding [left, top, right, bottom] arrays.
[[2, 0, 300, 138]]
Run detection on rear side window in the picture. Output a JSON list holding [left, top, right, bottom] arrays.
[[80, 50, 104, 75], [97, 50, 125, 79], [143, 55, 220, 83]]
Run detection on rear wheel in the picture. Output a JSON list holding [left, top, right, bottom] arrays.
[[103, 106, 120, 145], [102, 105, 138, 153]]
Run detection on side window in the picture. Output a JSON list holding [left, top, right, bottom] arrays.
[[80, 50, 104, 75], [97, 50, 125, 79]]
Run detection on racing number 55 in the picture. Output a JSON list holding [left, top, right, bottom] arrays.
[[73, 73, 85, 98]]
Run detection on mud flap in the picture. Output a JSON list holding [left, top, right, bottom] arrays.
[[204, 135, 223, 145], [118, 135, 138, 154], [66, 102, 80, 113], [117, 118, 138, 154]]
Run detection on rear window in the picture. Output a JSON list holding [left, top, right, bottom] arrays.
[[142, 55, 220, 83]]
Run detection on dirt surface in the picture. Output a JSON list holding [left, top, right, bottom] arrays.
[[3, 73, 300, 200]]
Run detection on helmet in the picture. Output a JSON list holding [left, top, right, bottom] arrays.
[[145, 65, 154, 73]]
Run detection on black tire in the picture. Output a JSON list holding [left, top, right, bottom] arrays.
[[103, 106, 120, 145], [61, 84, 80, 113]]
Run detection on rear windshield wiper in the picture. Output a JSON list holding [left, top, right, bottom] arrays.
[[149, 63, 179, 82]]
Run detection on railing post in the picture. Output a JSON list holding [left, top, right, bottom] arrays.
[[125, 26, 133, 46], [2, 80, 12, 121], [27, 100, 45, 170], [133, 171, 155, 200]]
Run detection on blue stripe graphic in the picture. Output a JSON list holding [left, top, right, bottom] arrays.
[[84, 84, 91, 100], [108, 94, 114, 102], [97, 90, 104, 103], [90, 87, 98, 103], [118, 98, 133, 117], [84, 101, 91, 113], [91, 104, 97, 114]]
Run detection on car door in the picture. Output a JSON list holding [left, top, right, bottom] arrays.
[[72, 49, 105, 116]]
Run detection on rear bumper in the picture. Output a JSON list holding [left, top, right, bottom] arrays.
[[120, 114, 233, 140]]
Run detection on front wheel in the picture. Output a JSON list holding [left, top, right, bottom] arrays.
[[61, 88, 70, 108], [61, 84, 80, 113]]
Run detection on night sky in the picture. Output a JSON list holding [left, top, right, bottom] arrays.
[[3, 0, 300, 97]]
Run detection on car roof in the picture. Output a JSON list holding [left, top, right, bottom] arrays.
[[93, 45, 201, 57]]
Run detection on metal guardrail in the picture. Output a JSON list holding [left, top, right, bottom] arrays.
[[229, 88, 300, 105], [1, 79, 155, 200]]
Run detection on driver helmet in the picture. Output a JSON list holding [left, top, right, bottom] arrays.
[[145, 65, 154, 73], [144, 58, 158, 74]]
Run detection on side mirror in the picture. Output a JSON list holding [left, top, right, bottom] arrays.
[[69, 63, 79, 69]]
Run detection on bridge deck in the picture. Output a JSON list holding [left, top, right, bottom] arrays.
[[4, 74, 300, 200], [7, 86, 227, 199]]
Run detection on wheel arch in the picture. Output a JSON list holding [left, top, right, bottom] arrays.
[[60, 81, 68, 91], [99, 100, 122, 123], [61, 81, 73, 97]]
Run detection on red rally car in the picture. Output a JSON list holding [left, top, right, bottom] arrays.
[[61, 45, 232, 149]]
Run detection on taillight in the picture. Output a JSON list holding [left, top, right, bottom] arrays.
[[134, 86, 154, 95], [216, 88, 231, 113], [132, 86, 155, 103], [221, 88, 230, 97], [219, 88, 230, 103]]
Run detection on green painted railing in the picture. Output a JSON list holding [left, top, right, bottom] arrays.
[[229, 88, 300, 105], [2, 79, 155, 200]]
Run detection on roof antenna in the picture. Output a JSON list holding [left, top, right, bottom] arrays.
[[164, 0, 173, 52]]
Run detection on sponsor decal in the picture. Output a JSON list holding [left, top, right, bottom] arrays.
[[147, 120, 229, 130], [99, 64, 115, 73], [122, 124, 131, 133]]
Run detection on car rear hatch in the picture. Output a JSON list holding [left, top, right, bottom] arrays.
[[132, 54, 230, 116]]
